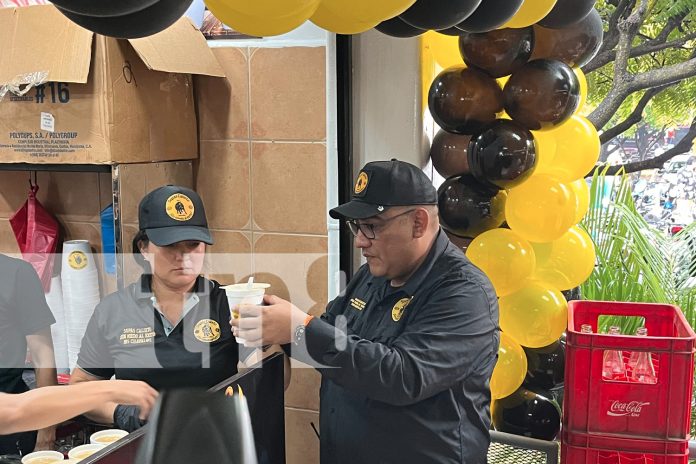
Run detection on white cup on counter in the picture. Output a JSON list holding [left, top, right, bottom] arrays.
[[20, 450, 64, 464], [90, 428, 128, 445]]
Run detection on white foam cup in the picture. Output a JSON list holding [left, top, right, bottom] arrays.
[[222, 283, 270, 344]]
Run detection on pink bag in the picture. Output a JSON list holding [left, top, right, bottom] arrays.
[[9, 183, 60, 291]]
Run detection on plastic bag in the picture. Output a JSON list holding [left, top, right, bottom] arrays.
[[9, 183, 60, 291]]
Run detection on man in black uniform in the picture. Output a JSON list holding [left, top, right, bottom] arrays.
[[0, 254, 58, 455], [233, 160, 500, 463]]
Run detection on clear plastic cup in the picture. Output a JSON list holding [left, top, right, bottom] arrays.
[[222, 283, 270, 344]]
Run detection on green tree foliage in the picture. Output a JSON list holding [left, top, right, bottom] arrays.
[[584, 0, 696, 174]]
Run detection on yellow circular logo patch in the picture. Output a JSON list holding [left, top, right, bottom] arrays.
[[354, 171, 369, 194], [67, 251, 88, 270], [392, 297, 412, 322], [194, 319, 221, 342], [165, 193, 194, 221]]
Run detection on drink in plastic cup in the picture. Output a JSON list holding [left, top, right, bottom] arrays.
[[20, 451, 64, 464], [90, 428, 128, 444], [68, 444, 105, 460], [222, 283, 270, 344]]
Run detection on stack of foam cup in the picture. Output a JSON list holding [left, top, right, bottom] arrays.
[[61, 240, 100, 371], [45, 274, 70, 374]]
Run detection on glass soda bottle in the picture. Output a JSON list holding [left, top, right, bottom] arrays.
[[631, 335, 657, 385], [603, 326, 628, 381], [627, 327, 647, 379]]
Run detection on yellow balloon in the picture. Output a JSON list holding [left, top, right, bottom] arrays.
[[205, 0, 320, 36], [543, 115, 600, 182], [532, 226, 596, 291], [466, 228, 536, 297], [491, 332, 528, 400], [422, 31, 464, 69], [503, 0, 557, 28], [209, 0, 320, 17], [506, 174, 577, 243], [310, 6, 379, 34], [315, 0, 417, 23], [573, 67, 588, 113], [531, 129, 557, 174], [500, 281, 568, 348], [570, 179, 590, 224]]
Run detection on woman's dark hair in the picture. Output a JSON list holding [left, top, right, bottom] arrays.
[[132, 229, 150, 269]]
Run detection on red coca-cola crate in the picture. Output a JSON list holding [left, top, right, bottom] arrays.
[[562, 430, 689, 464], [564, 300, 696, 441]]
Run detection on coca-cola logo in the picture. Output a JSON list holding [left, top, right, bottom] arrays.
[[607, 400, 651, 417]]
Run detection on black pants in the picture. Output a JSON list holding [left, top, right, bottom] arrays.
[[0, 430, 37, 456]]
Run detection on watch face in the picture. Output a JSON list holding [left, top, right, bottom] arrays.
[[294, 325, 305, 345]]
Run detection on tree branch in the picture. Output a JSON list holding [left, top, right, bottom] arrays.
[[588, 0, 652, 129], [593, 116, 696, 175], [584, 31, 696, 73], [586, 0, 636, 72], [599, 84, 674, 143], [629, 56, 696, 91]]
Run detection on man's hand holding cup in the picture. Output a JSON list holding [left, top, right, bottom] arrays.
[[231, 294, 309, 346]]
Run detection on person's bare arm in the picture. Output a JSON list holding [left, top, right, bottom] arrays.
[[68, 368, 119, 425], [0, 380, 158, 435], [26, 328, 58, 450]]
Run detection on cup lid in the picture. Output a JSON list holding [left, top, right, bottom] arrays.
[[222, 283, 270, 292]]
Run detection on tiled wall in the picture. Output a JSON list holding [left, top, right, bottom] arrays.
[[195, 46, 328, 464], [0, 44, 329, 463]]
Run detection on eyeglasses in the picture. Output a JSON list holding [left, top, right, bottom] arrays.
[[346, 209, 416, 240]]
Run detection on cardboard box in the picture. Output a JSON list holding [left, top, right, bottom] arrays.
[[0, 5, 224, 164]]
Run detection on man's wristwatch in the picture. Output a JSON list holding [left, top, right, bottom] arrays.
[[294, 314, 314, 345]]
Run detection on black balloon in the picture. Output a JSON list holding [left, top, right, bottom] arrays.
[[531, 9, 604, 68], [438, 26, 466, 36], [459, 27, 533, 78], [375, 16, 427, 38], [523, 341, 565, 390], [492, 387, 562, 440], [503, 59, 580, 130], [428, 66, 503, 135], [430, 130, 472, 178], [446, 231, 473, 251], [468, 119, 536, 189], [538, 0, 595, 29], [437, 175, 505, 238], [56, 0, 193, 39], [456, 0, 524, 33], [400, 0, 483, 30], [50, 0, 158, 17]]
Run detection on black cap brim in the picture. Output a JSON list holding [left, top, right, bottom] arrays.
[[329, 200, 389, 220], [146, 226, 214, 247]]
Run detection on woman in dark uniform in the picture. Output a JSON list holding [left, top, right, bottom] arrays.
[[70, 185, 262, 431]]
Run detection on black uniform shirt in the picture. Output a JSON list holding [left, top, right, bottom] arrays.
[[0, 255, 55, 394], [77, 275, 238, 390], [305, 230, 500, 464]]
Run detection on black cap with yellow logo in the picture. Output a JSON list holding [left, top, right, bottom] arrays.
[[138, 185, 213, 246], [329, 159, 437, 219]]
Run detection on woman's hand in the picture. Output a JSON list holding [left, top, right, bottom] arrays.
[[107, 380, 159, 418]]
